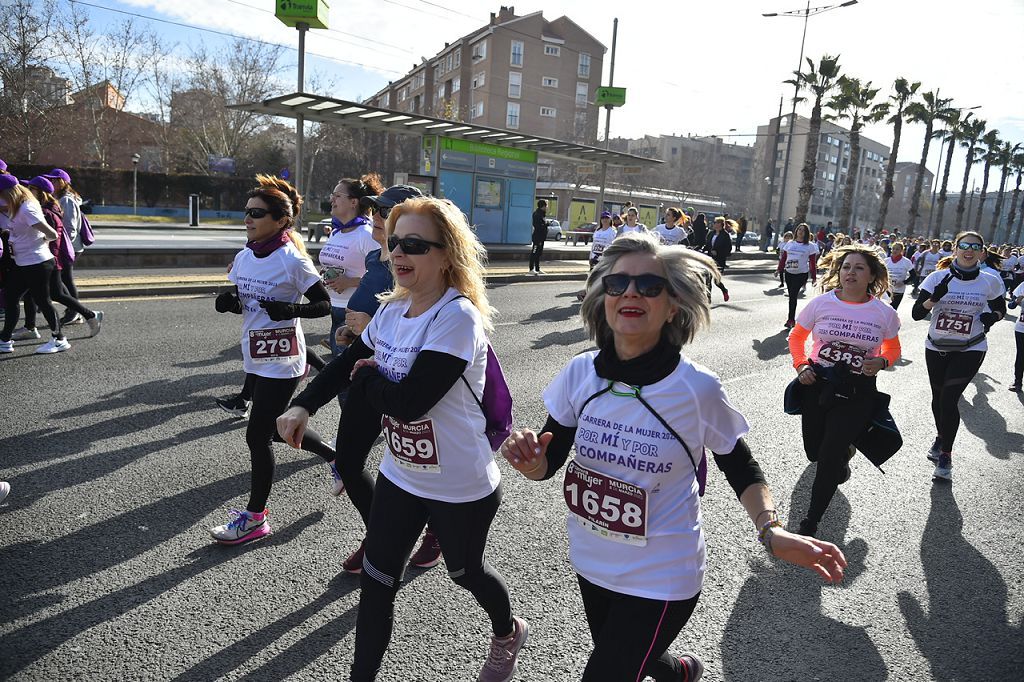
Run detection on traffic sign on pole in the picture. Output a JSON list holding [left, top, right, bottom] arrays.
[[595, 86, 627, 107]]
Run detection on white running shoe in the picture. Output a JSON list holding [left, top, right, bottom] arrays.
[[63, 313, 85, 325], [328, 460, 346, 496], [0, 482, 9, 505], [0, 340, 13, 354], [86, 311, 104, 337], [210, 509, 271, 545], [36, 337, 71, 354], [12, 327, 40, 340]]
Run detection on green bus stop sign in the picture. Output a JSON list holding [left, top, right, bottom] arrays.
[[595, 86, 626, 107], [276, 0, 330, 29]]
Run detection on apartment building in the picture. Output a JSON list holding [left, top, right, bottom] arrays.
[[626, 134, 756, 215], [366, 6, 605, 144], [753, 113, 891, 232]]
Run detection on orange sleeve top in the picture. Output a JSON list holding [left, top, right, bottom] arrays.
[[788, 323, 901, 370]]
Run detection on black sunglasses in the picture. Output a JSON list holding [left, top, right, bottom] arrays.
[[388, 235, 445, 255], [602, 273, 670, 297], [372, 204, 392, 219], [244, 207, 271, 219]]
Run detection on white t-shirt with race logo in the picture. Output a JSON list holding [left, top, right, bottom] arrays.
[[6, 200, 53, 266], [921, 268, 1005, 352], [781, 240, 818, 274], [796, 291, 901, 373], [543, 352, 749, 601], [918, 250, 942, 276], [1014, 282, 1024, 333], [654, 224, 687, 246], [318, 223, 378, 309], [228, 242, 321, 379], [361, 288, 497, 503], [590, 227, 617, 262], [619, 225, 645, 237], [885, 256, 914, 294]]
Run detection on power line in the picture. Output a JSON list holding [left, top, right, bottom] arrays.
[[64, 0, 404, 75], [412, 0, 485, 21]]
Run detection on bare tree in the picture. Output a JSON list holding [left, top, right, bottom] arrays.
[[0, 0, 60, 162], [56, 4, 157, 166]]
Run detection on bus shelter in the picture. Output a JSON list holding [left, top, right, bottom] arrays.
[[229, 92, 662, 244]]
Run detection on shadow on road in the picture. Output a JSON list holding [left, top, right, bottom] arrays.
[[521, 301, 580, 325], [531, 328, 588, 350], [898, 485, 1024, 679], [0, 509, 324, 678], [960, 372, 1024, 458], [173, 343, 243, 369], [751, 329, 790, 362], [719, 464, 887, 681]]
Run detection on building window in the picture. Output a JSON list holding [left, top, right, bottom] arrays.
[[380, 91, 390, 107], [445, 53, 453, 72], [472, 39, 487, 59], [510, 40, 524, 67], [472, 101, 484, 119], [508, 71, 521, 98], [576, 82, 588, 107], [542, 76, 558, 88], [506, 102, 520, 129], [452, 77, 461, 93], [473, 72, 485, 89], [578, 52, 591, 78], [412, 72, 425, 90], [540, 106, 556, 117], [437, 85, 445, 101], [544, 44, 561, 56], [453, 50, 461, 68]]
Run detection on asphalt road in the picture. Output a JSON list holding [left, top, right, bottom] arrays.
[[1, 273, 1022, 681]]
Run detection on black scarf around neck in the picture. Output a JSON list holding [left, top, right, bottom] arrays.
[[949, 261, 980, 280], [593, 337, 682, 386]]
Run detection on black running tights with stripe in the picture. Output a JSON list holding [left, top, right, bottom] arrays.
[[925, 349, 985, 454], [578, 575, 700, 682], [785, 271, 809, 321], [1015, 331, 1024, 386], [799, 378, 876, 525], [23, 263, 94, 328], [1, 261, 61, 341], [351, 475, 512, 682], [245, 374, 334, 513]]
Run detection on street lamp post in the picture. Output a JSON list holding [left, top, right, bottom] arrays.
[[763, 0, 858, 245], [131, 153, 141, 215]]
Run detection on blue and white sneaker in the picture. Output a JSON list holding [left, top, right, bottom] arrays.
[[0, 340, 13, 354], [926, 437, 941, 463], [210, 508, 271, 545], [933, 453, 953, 481], [35, 337, 71, 354], [328, 461, 346, 496]]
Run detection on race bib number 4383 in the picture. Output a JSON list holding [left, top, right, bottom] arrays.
[[817, 340, 866, 373], [563, 459, 647, 546], [382, 414, 440, 473], [248, 327, 299, 362]]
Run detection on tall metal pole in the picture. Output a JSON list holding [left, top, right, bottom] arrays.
[[967, 178, 977, 217], [596, 18, 618, 217], [761, 96, 784, 250], [133, 165, 138, 214], [295, 22, 308, 228], [775, 0, 811, 244]]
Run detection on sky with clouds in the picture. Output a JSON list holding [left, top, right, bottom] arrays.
[[72, 0, 1024, 191]]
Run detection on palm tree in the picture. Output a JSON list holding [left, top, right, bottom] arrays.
[[931, 111, 975, 238], [825, 76, 885, 232], [987, 141, 1021, 242], [785, 54, 843, 224], [875, 78, 920, 233], [954, 118, 986, 231], [904, 90, 954, 235], [1005, 151, 1024, 240], [972, 129, 1001, 232]]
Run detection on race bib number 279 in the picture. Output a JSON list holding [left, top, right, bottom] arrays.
[[248, 327, 299, 362]]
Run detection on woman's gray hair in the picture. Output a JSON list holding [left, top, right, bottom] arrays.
[[580, 232, 720, 350]]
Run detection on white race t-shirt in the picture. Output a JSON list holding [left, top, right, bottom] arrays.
[[781, 241, 818, 275], [885, 256, 914, 294], [918, 250, 942, 276], [619, 225, 645, 236], [921, 268, 1005, 352], [1014, 282, 1024, 333], [796, 291, 901, 373], [361, 288, 497, 503], [654, 224, 687, 246], [1000, 255, 1018, 278], [318, 222, 378, 309], [980, 264, 1005, 291], [6, 200, 53, 266], [543, 352, 749, 601], [590, 227, 617, 262], [228, 242, 321, 379]]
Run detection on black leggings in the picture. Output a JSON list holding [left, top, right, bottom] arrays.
[[351, 474, 511, 682], [925, 349, 986, 453], [890, 291, 905, 310], [529, 239, 545, 271], [24, 264, 93, 328], [800, 378, 876, 525], [237, 350, 325, 402], [1, 261, 61, 341], [245, 373, 334, 512], [1015, 331, 1024, 386], [785, 271, 809, 321], [578, 575, 700, 682]]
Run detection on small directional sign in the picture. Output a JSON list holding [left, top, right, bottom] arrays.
[[595, 86, 626, 107]]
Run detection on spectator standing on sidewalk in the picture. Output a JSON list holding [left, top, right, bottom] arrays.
[[735, 215, 748, 252], [529, 199, 547, 274]]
